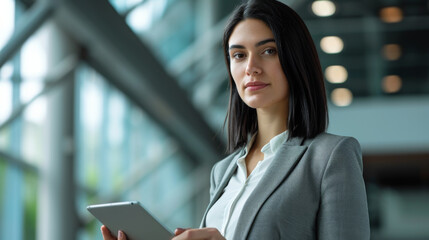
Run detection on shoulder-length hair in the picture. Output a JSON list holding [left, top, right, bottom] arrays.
[[224, 0, 328, 153]]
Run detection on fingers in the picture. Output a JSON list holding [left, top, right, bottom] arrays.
[[100, 225, 115, 240], [174, 228, 189, 236], [100, 226, 127, 240], [172, 228, 225, 240], [118, 230, 127, 240]]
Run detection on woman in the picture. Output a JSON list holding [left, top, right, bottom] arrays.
[[102, 0, 370, 239]]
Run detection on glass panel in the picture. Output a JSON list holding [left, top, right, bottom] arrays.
[[76, 67, 104, 192], [0, 164, 38, 240], [126, 0, 168, 32], [0, 165, 24, 240], [119, 0, 229, 131], [0, 61, 14, 80], [0, 160, 5, 219], [109, 0, 143, 14], [0, 65, 13, 148], [0, 0, 15, 49], [20, 25, 49, 81], [168, 199, 193, 230], [0, 2, 47, 238], [22, 171, 38, 240], [76, 64, 201, 238], [125, 0, 193, 64], [15, 19, 50, 167], [20, 81, 46, 166], [0, 80, 12, 125]]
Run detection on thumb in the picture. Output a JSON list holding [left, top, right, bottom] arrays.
[[118, 230, 127, 240], [174, 228, 189, 236]]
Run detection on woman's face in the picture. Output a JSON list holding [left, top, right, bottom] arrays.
[[228, 18, 289, 111]]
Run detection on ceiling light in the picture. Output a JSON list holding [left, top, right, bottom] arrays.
[[331, 88, 353, 107], [380, 6, 403, 23], [382, 75, 402, 93], [320, 36, 344, 54], [325, 65, 348, 84], [382, 44, 402, 61], [312, 0, 336, 17]]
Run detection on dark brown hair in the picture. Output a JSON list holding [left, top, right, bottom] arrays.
[[224, 0, 328, 153]]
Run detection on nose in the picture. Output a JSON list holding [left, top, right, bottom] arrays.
[[245, 55, 262, 76]]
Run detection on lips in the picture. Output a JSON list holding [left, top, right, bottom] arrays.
[[245, 81, 269, 91]]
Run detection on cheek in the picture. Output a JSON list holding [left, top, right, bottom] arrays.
[[230, 64, 244, 88], [230, 59, 247, 75], [230, 72, 245, 100], [230, 64, 240, 80], [232, 78, 244, 100]]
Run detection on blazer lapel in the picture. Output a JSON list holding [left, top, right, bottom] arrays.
[[200, 152, 240, 227], [232, 137, 308, 239]]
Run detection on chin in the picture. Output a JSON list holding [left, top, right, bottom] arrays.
[[243, 100, 269, 109], [244, 97, 287, 110]]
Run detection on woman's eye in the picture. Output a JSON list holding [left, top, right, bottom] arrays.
[[263, 48, 277, 55], [232, 53, 245, 59]]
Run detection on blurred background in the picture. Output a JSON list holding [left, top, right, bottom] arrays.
[[0, 0, 428, 239]]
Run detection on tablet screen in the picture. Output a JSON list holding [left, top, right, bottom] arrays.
[[87, 201, 173, 240]]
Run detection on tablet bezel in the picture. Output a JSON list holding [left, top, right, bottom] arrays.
[[87, 201, 173, 240]]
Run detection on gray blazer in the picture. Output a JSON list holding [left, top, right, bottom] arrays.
[[200, 132, 370, 240]]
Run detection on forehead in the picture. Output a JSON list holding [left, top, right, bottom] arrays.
[[229, 18, 274, 46]]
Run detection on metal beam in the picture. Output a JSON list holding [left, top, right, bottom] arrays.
[[0, 150, 38, 174], [35, 20, 79, 240], [0, 1, 54, 68], [15, 0, 36, 9], [168, 15, 228, 76], [120, 0, 147, 18], [0, 54, 78, 132], [53, 0, 225, 163]]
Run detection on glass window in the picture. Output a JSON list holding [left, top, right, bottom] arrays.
[[75, 65, 202, 238], [0, 0, 15, 49], [0, 80, 12, 126]]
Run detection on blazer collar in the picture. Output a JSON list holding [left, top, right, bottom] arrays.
[[200, 152, 239, 228], [201, 136, 308, 233], [200, 151, 238, 226], [232, 140, 307, 239]]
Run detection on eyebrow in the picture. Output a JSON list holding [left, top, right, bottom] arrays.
[[229, 38, 276, 50]]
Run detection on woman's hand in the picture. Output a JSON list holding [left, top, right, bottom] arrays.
[[172, 228, 225, 240], [100, 225, 127, 240]]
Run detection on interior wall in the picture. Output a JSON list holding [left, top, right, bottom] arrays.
[[328, 96, 429, 154]]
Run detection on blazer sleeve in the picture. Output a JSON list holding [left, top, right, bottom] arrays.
[[317, 137, 370, 240]]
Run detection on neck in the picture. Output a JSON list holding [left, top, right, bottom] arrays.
[[254, 102, 288, 148]]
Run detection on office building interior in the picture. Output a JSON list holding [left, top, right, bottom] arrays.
[[0, 0, 428, 239]]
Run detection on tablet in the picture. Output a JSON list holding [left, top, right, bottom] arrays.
[[87, 201, 173, 240]]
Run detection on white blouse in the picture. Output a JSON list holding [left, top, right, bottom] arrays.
[[205, 131, 288, 240]]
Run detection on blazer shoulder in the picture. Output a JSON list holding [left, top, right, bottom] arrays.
[[309, 132, 361, 152], [304, 132, 362, 171]]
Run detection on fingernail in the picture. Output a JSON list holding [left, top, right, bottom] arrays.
[[118, 231, 123, 239]]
